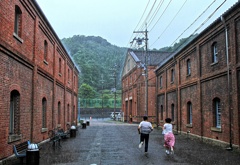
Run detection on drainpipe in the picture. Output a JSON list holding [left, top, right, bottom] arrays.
[[221, 15, 232, 150]]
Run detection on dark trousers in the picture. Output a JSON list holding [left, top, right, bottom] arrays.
[[140, 133, 149, 152]]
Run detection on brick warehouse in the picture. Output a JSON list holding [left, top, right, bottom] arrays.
[[121, 49, 171, 123], [155, 1, 240, 148], [0, 0, 79, 159]]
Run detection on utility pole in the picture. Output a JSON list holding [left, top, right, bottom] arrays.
[[111, 63, 119, 120], [100, 74, 104, 120], [132, 28, 149, 116]]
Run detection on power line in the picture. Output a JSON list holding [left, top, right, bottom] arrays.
[[148, 0, 173, 32], [147, 0, 164, 29], [150, 0, 187, 48], [138, 0, 157, 32], [170, 0, 217, 47], [127, 0, 151, 48]]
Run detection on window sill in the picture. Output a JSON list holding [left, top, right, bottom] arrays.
[[41, 128, 48, 133], [8, 134, 22, 143], [13, 33, 23, 43], [171, 81, 174, 84], [59, 73, 62, 77], [44, 60, 48, 65], [186, 124, 193, 128], [186, 74, 191, 77], [211, 127, 222, 132], [211, 61, 218, 66]]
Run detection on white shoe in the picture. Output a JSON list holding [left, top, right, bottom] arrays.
[[165, 150, 170, 155], [139, 142, 143, 149]]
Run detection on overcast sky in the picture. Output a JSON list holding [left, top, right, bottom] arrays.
[[36, 0, 238, 49]]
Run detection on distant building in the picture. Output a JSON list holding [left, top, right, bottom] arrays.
[[0, 0, 79, 159], [121, 49, 170, 123], [155, 1, 240, 148]]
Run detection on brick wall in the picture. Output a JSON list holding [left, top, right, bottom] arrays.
[[155, 2, 240, 147], [0, 1, 79, 159]]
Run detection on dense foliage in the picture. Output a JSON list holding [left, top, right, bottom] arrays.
[[61, 35, 127, 99]]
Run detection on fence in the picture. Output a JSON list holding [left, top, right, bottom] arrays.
[[80, 99, 121, 108]]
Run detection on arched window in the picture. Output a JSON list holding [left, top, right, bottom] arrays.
[[187, 59, 191, 75], [42, 98, 47, 128], [171, 104, 175, 121], [187, 101, 192, 124], [68, 68, 70, 80], [212, 42, 218, 63], [14, 6, 22, 37], [171, 69, 175, 82], [10, 90, 20, 134], [67, 104, 70, 122], [160, 105, 163, 120], [59, 58, 62, 74], [58, 102, 61, 124], [159, 76, 163, 88], [213, 98, 221, 128], [44, 40, 48, 61], [72, 105, 75, 123]]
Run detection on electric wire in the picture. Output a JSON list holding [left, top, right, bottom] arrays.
[[169, 0, 217, 47], [138, 0, 157, 31], [162, 0, 227, 56], [148, 0, 173, 32], [128, 0, 151, 47], [147, 0, 165, 30], [150, 0, 187, 48]]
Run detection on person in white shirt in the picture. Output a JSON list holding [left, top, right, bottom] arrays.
[[138, 116, 153, 155], [162, 118, 175, 155]]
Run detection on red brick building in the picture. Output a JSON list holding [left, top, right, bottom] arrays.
[[0, 0, 79, 159], [121, 49, 170, 123], [155, 2, 240, 148]]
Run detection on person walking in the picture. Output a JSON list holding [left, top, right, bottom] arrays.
[[138, 116, 153, 155], [162, 118, 175, 155]]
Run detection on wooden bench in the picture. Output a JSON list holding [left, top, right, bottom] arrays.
[[13, 140, 30, 164]]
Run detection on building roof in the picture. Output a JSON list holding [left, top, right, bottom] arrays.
[[128, 49, 171, 66]]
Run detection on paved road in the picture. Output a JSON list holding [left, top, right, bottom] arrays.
[[8, 119, 240, 165]]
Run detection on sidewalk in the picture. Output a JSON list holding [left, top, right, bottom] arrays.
[[2, 119, 240, 165]]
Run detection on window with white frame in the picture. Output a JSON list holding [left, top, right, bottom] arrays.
[[213, 98, 221, 128], [59, 58, 62, 74], [159, 76, 162, 88], [187, 59, 191, 75], [212, 42, 218, 63], [58, 102, 61, 124], [67, 104, 70, 122], [14, 5, 22, 37], [9, 90, 20, 135], [171, 104, 175, 121], [160, 105, 163, 120], [42, 98, 47, 128], [171, 69, 175, 82], [44, 40, 48, 61], [187, 101, 192, 124]]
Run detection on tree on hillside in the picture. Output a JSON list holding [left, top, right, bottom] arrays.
[[78, 83, 96, 99]]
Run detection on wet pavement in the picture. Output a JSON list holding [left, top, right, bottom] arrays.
[[7, 119, 240, 165]]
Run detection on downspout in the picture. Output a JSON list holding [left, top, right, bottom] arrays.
[[31, 16, 37, 142], [221, 15, 232, 150]]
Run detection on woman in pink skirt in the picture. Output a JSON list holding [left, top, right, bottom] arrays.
[[162, 118, 175, 155]]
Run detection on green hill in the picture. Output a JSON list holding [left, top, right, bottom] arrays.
[[61, 35, 127, 99]]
